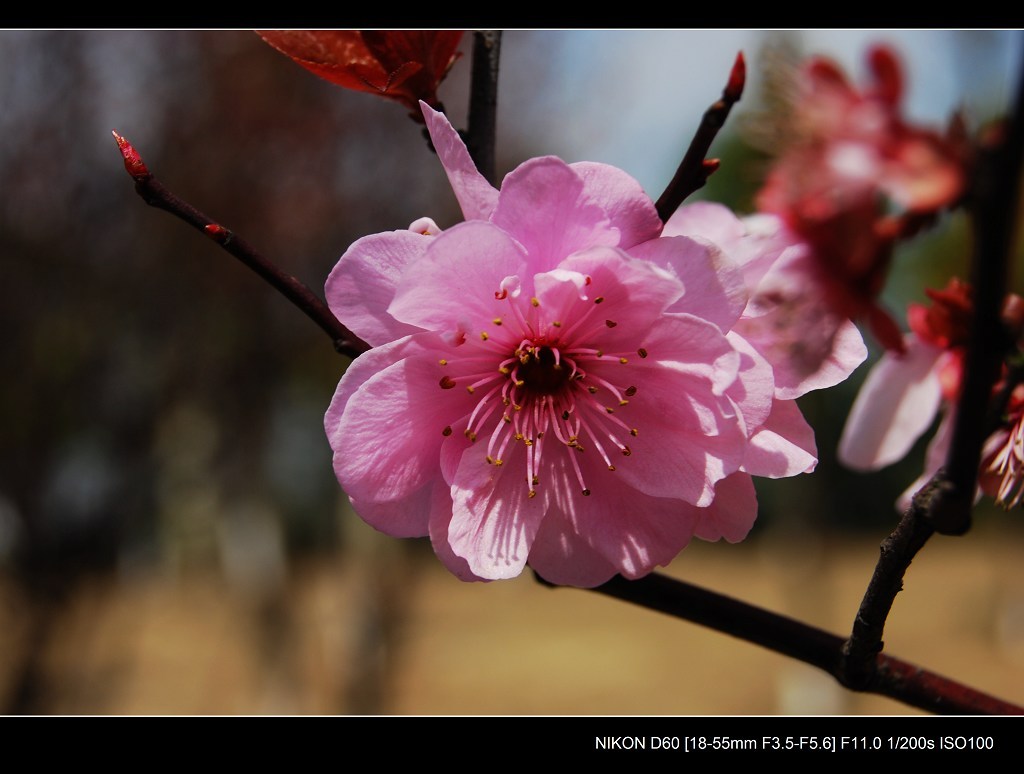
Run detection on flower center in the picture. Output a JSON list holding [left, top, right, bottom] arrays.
[[517, 345, 570, 396], [436, 284, 642, 500]]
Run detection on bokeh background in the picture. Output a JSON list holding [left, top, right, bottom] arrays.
[[2, 29, 1024, 715]]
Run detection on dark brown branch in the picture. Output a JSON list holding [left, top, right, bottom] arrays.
[[840, 480, 938, 686], [934, 59, 1024, 536], [465, 31, 501, 186], [113, 131, 370, 359], [570, 571, 1021, 715], [654, 52, 745, 222]]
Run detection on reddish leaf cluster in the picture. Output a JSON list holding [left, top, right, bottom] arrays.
[[257, 30, 464, 120]]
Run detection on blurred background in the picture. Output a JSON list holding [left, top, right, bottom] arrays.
[[2, 29, 1024, 715]]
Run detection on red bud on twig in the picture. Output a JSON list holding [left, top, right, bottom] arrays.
[[111, 130, 150, 181]]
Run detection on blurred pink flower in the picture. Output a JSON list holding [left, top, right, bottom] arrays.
[[838, 280, 972, 509], [663, 203, 867, 401], [757, 46, 967, 352], [324, 105, 824, 586]]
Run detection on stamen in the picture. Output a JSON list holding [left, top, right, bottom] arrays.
[[439, 376, 456, 389], [605, 320, 617, 328], [638, 348, 648, 358], [442, 426, 453, 436]]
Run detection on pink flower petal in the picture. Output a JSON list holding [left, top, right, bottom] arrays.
[[693, 472, 759, 543], [526, 505, 620, 587], [724, 332, 775, 433], [329, 333, 476, 505], [897, 408, 954, 511], [492, 157, 619, 270], [569, 161, 663, 248], [420, 102, 499, 221], [448, 441, 548, 579], [743, 398, 818, 478], [527, 450, 699, 584], [325, 229, 432, 347], [629, 234, 748, 333], [388, 221, 529, 332], [838, 335, 943, 471]]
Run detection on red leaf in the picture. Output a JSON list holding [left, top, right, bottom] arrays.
[[257, 30, 464, 119]]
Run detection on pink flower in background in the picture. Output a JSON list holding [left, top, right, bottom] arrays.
[[324, 104, 824, 586], [663, 203, 867, 401], [838, 280, 972, 509], [756, 45, 967, 352]]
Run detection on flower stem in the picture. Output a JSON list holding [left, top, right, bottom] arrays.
[[112, 131, 370, 359], [465, 31, 501, 187], [654, 51, 745, 223]]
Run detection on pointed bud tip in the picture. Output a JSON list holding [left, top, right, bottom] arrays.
[[725, 51, 746, 101], [112, 130, 150, 179]]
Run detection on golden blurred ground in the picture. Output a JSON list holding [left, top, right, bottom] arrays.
[[3, 520, 1023, 715]]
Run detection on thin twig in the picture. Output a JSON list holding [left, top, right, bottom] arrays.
[[572, 572, 1021, 715], [654, 52, 745, 223], [465, 31, 501, 187], [113, 131, 369, 359]]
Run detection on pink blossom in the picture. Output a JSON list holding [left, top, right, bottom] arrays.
[[981, 387, 1024, 508], [324, 104, 823, 586], [663, 203, 867, 401], [837, 279, 972, 509], [756, 46, 967, 352]]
